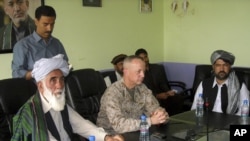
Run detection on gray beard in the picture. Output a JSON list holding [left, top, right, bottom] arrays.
[[43, 85, 66, 111]]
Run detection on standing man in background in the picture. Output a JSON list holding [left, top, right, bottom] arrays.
[[12, 5, 68, 80], [0, 0, 35, 50]]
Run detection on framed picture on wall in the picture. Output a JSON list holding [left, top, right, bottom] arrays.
[[82, 0, 102, 7], [0, 0, 44, 54], [140, 0, 152, 13]]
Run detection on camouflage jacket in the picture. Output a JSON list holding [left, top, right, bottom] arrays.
[[97, 79, 163, 134]]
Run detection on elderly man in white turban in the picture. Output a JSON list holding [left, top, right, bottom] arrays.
[[191, 50, 249, 115], [11, 54, 124, 141]]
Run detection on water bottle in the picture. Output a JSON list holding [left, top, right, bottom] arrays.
[[240, 100, 249, 125], [139, 115, 150, 141], [88, 135, 95, 141], [241, 100, 249, 117], [195, 94, 204, 117]]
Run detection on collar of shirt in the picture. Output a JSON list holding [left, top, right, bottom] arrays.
[[39, 93, 52, 113], [115, 71, 122, 80], [212, 77, 229, 88], [32, 31, 53, 43]]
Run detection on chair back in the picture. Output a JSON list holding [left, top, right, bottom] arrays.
[[65, 69, 107, 124], [101, 70, 117, 85], [182, 65, 212, 111], [101, 70, 114, 78], [191, 65, 213, 97], [0, 78, 37, 141]]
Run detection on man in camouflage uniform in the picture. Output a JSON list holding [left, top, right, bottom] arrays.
[[97, 55, 169, 134]]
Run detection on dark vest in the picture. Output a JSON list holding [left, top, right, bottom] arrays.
[[202, 77, 220, 112], [108, 71, 118, 83], [202, 74, 243, 113], [45, 106, 80, 141]]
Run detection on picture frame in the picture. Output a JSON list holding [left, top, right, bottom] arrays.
[[0, 0, 44, 54], [140, 0, 152, 13], [82, 0, 102, 7]]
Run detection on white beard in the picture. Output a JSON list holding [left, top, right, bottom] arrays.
[[42, 83, 66, 111]]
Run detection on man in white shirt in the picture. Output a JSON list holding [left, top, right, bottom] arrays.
[[11, 54, 124, 141], [191, 50, 249, 115]]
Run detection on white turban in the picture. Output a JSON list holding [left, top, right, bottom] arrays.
[[32, 54, 69, 82], [210, 50, 235, 65]]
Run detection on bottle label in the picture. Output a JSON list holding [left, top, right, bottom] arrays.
[[140, 128, 147, 134], [241, 107, 249, 117]]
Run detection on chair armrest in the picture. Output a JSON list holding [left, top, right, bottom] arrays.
[[181, 88, 196, 107], [182, 88, 193, 97], [168, 81, 195, 101], [168, 81, 186, 90]]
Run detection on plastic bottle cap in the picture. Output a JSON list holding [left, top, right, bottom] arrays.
[[243, 100, 248, 104], [89, 135, 95, 141], [141, 115, 146, 120]]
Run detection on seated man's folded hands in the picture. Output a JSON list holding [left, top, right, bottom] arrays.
[[150, 108, 169, 124]]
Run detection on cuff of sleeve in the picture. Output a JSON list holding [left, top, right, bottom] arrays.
[[94, 128, 107, 141]]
